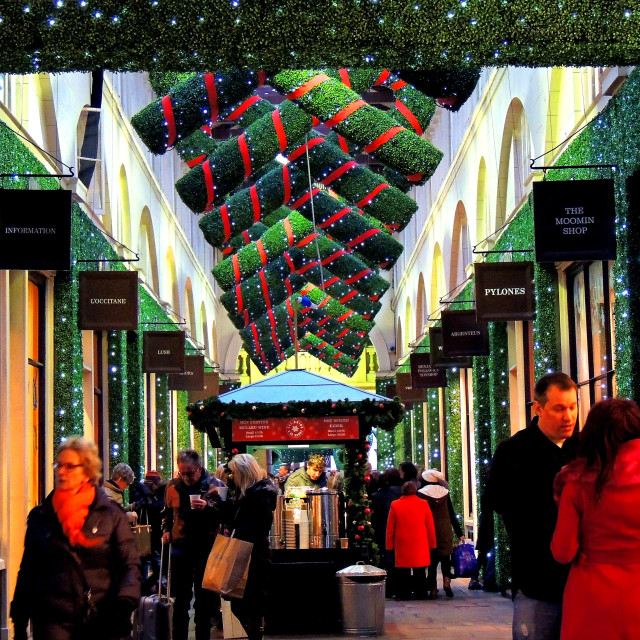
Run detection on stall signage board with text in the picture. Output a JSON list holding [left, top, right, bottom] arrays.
[[429, 327, 474, 369], [232, 416, 360, 442], [143, 331, 185, 373], [474, 261, 536, 322], [168, 355, 205, 390], [396, 372, 427, 402], [441, 309, 490, 357], [78, 271, 139, 330], [0, 189, 72, 270], [188, 372, 220, 403], [410, 352, 448, 388], [533, 179, 616, 262]]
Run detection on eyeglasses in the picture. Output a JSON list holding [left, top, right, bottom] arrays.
[[178, 470, 197, 478], [54, 462, 83, 471]]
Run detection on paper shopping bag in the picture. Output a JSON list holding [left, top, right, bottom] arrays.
[[202, 533, 253, 599], [131, 524, 152, 557]]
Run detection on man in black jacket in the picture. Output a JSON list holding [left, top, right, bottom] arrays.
[[486, 372, 578, 640]]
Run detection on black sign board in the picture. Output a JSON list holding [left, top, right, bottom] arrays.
[[143, 331, 186, 373], [441, 309, 490, 357], [409, 352, 448, 388], [475, 261, 536, 322], [533, 179, 616, 262], [188, 371, 220, 403], [429, 326, 474, 369], [396, 372, 427, 403], [384, 383, 397, 399], [0, 189, 72, 270], [78, 271, 139, 330], [169, 355, 205, 391]]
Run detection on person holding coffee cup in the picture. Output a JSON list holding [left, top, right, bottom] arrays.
[[162, 449, 226, 640]]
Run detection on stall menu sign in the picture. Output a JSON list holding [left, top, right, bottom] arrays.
[[232, 416, 359, 442]]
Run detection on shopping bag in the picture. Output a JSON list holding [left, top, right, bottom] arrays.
[[131, 524, 152, 557], [452, 542, 478, 578], [202, 532, 253, 599]]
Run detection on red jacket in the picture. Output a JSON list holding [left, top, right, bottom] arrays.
[[386, 494, 436, 568], [552, 439, 640, 640]]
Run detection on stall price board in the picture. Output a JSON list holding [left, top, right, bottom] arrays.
[[232, 415, 359, 442]]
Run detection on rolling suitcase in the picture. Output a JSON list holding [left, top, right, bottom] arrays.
[[133, 542, 174, 640]]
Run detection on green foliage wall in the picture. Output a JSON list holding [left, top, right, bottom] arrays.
[[0, 2, 638, 73], [445, 371, 463, 521]]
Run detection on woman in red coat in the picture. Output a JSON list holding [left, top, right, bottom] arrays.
[[551, 398, 640, 640], [386, 481, 437, 599]]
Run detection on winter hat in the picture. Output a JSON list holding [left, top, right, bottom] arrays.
[[422, 469, 445, 483], [145, 470, 162, 483]]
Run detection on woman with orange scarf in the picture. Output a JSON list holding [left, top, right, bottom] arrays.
[[11, 437, 140, 640]]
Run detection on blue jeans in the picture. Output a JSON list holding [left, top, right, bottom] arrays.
[[513, 593, 562, 640]]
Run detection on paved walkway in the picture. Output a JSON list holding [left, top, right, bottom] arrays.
[[196, 578, 512, 639], [262, 578, 512, 640]]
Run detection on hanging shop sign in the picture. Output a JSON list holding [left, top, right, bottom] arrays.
[[410, 352, 448, 388], [474, 261, 535, 322], [385, 383, 397, 399], [441, 309, 490, 357], [396, 372, 427, 402], [0, 189, 72, 270], [188, 371, 220, 403], [533, 179, 616, 262], [168, 355, 205, 391], [143, 331, 185, 373], [78, 271, 139, 330], [429, 326, 474, 369], [232, 415, 360, 442]]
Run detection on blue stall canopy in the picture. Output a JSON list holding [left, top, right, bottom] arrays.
[[218, 370, 391, 405]]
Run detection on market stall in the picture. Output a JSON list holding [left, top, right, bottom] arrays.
[[187, 369, 403, 633]]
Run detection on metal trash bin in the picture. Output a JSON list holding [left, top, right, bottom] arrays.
[[336, 562, 386, 636]]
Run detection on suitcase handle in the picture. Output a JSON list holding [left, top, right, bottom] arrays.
[[159, 541, 172, 599]]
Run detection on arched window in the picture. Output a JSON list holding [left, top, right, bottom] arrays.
[[139, 207, 159, 293], [496, 98, 531, 227], [450, 201, 471, 289], [416, 273, 427, 338]]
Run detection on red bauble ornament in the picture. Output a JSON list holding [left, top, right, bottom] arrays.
[[365, 443, 370, 450], [283, 406, 287, 410], [187, 411, 192, 417], [355, 534, 361, 541], [220, 412, 225, 417], [358, 525, 365, 531], [379, 403, 384, 408], [331, 403, 336, 408], [364, 475, 371, 483], [364, 508, 371, 514], [231, 448, 239, 455], [357, 454, 363, 460], [347, 501, 352, 507]]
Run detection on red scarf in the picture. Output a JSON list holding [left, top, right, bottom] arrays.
[[52, 482, 103, 548]]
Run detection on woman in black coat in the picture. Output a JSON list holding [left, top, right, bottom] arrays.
[[11, 437, 141, 640], [227, 454, 278, 640]]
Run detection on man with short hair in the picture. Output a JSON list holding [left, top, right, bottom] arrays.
[[162, 450, 225, 640], [486, 371, 579, 640], [284, 453, 327, 491]]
